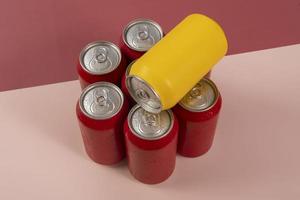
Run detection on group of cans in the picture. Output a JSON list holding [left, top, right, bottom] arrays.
[[76, 14, 227, 184]]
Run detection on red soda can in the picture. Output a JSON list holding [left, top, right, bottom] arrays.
[[124, 105, 178, 184], [173, 78, 222, 157], [76, 82, 129, 165], [120, 19, 163, 61], [121, 60, 135, 107], [77, 41, 126, 89]]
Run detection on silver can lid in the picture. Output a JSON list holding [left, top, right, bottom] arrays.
[[128, 105, 174, 140], [126, 75, 162, 113], [179, 78, 219, 112], [79, 41, 121, 75], [79, 82, 124, 120], [123, 19, 163, 52]]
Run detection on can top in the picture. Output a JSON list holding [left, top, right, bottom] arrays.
[[123, 19, 163, 52], [79, 41, 121, 75], [126, 75, 162, 113], [179, 78, 219, 112], [79, 82, 124, 120], [128, 105, 174, 140]]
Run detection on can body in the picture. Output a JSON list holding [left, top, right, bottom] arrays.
[[124, 106, 178, 184], [173, 79, 222, 157], [127, 14, 228, 113], [77, 58, 126, 89], [119, 37, 144, 61], [76, 83, 129, 165], [120, 19, 163, 61], [77, 41, 127, 90]]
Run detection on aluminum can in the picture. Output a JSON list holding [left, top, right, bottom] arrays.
[[126, 14, 227, 113], [173, 78, 222, 157], [124, 105, 178, 184], [77, 41, 126, 89], [120, 19, 163, 61], [76, 82, 129, 165]]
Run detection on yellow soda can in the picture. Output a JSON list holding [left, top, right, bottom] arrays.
[[126, 14, 228, 113]]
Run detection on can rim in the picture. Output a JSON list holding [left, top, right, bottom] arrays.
[[79, 82, 124, 120], [179, 78, 220, 112], [127, 104, 174, 140], [122, 19, 163, 52], [79, 41, 122, 75], [126, 74, 162, 113]]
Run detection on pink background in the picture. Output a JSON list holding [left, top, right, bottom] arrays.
[[0, 0, 300, 91], [1, 45, 299, 199]]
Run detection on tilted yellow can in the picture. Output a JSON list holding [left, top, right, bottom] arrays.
[[126, 14, 228, 113]]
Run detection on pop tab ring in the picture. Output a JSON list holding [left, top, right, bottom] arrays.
[[179, 78, 219, 112], [126, 75, 162, 113], [123, 19, 163, 52], [79, 41, 121, 75], [79, 82, 124, 120], [128, 105, 174, 140]]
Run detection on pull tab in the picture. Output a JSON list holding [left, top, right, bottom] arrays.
[[187, 83, 208, 108], [189, 83, 202, 99], [94, 47, 107, 63], [132, 25, 155, 49], [89, 47, 112, 71], [142, 110, 160, 127], [94, 88, 108, 106], [90, 88, 111, 114], [135, 89, 150, 101], [137, 25, 149, 40]]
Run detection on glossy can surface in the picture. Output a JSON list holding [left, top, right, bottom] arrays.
[[173, 78, 222, 157], [124, 105, 178, 184], [120, 19, 163, 61], [127, 14, 228, 113], [121, 61, 135, 107], [77, 41, 126, 90], [76, 82, 129, 165]]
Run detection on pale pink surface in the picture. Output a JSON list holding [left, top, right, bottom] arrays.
[[0, 45, 300, 199], [0, 0, 300, 91]]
